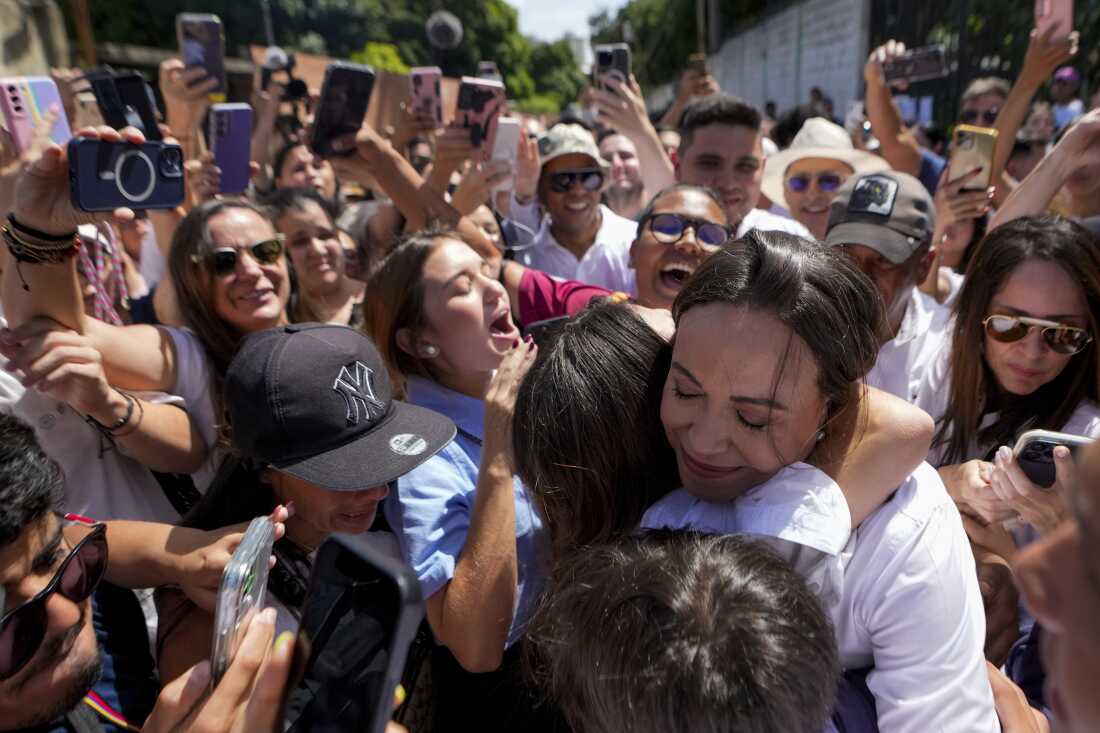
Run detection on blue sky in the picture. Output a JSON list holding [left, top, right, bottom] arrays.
[[507, 0, 630, 41]]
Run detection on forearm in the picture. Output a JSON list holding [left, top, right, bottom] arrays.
[[992, 76, 1043, 185], [1, 256, 85, 333], [659, 97, 688, 130], [425, 158, 462, 197], [100, 521, 195, 588], [989, 150, 1072, 230], [431, 446, 517, 671], [88, 393, 208, 473], [865, 81, 922, 176], [630, 122, 676, 195]]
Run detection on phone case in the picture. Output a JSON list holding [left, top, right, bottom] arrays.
[[883, 46, 949, 86], [1013, 429, 1093, 488], [490, 117, 521, 193], [177, 13, 226, 100], [88, 72, 162, 140], [1035, 0, 1074, 39], [457, 76, 506, 163], [409, 67, 443, 127], [210, 517, 275, 687], [210, 103, 253, 194], [68, 138, 185, 211], [0, 77, 72, 155], [311, 62, 376, 158], [948, 124, 999, 191], [594, 43, 632, 89]]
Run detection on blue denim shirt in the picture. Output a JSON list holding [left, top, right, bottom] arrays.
[[384, 376, 547, 648]]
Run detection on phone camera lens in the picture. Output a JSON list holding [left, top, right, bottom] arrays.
[[159, 147, 184, 178], [6, 85, 14, 92]]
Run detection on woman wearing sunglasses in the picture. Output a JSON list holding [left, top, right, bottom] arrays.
[[919, 215, 1100, 546], [761, 117, 890, 240]]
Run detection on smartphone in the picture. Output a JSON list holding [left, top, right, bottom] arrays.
[[490, 117, 521, 193], [281, 534, 424, 733], [310, 62, 376, 158], [594, 43, 632, 91], [68, 138, 184, 211], [408, 66, 443, 127], [456, 76, 506, 162], [210, 517, 276, 688], [0, 76, 72, 155], [1013, 429, 1094, 488], [209, 103, 253, 195], [176, 13, 227, 102], [687, 53, 708, 75], [88, 71, 162, 140], [948, 124, 999, 191], [1035, 0, 1074, 40], [477, 60, 504, 84], [883, 45, 949, 86]]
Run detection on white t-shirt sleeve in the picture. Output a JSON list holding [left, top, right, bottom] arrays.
[[165, 327, 220, 487]]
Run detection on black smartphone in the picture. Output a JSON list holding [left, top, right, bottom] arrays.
[[88, 71, 162, 140], [68, 138, 185, 211], [176, 13, 227, 101], [1012, 429, 1094, 488], [281, 534, 424, 733], [310, 62, 376, 158], [883, 46, 949, 86], [594, 43, 632, 92]]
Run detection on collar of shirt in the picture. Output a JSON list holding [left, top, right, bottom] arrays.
[[737, 207, 814, 239], [405, 375, 485, 443], [892, 287, 942, 346], [534, 204, 631, 264]]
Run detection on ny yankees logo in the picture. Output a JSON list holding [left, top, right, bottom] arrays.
[[333, 361, 386, 425]]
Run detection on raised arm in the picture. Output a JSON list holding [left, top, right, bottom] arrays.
[[863, 41, 923, 178], [593, 76, 676, 195]]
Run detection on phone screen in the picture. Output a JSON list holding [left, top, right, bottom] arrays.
[[312, 64, 375, 157], [282, 541, 405, 733]]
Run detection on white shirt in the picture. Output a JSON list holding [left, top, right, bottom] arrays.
[[515, 204, 639, 292], [737, 206, 813, 239], [866, 288, 950, 402], [642, 462, 998, 733]]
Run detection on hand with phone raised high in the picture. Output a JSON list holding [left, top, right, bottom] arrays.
[[160, 58, 218, 144]]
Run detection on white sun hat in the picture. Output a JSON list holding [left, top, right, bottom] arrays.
[[761, 117, 891, 207]]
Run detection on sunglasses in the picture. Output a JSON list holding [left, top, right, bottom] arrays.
[[645, 213, 731, 247], [960, 108, 999, 125], [785, 172, 844, 193], [0, 523, 108, 681], [548, 169, 605, 194], [983, 314, 1093, 355], [192, 236, 285, 277]]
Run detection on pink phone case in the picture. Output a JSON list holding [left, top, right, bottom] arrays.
[[456, 76, 506, 163], [1035, 0, 1073, 38], [409, 67, 443, 127], [0, 77, 72, 155]]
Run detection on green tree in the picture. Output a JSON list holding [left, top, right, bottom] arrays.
[[351, 42, 410, 73]]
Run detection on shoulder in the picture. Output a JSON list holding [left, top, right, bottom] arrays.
[[640, 489, 703, 531], [856, 463, 960, 560], [1063, 401, 1100, 439], [396, 439, 477, 495]]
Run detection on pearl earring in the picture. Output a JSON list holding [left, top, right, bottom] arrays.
[[422, 344, 440, 358]]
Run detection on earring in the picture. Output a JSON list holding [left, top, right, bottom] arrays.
[[816, 430, 826, 443], [422, 344, 439, 358]]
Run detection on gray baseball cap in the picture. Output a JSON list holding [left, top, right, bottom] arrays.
[[537, 123, 610, 173], [824, 172, 936, 264]]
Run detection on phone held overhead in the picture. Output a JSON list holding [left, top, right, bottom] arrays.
[[310, 62, 376, 158], [176, 13, 227, 102], [456, 76, 506, 162], [948, 125, 999, 191], [68, 138, 185, 212], [209, 103, 254, 195], [0, 76, 72, 154]]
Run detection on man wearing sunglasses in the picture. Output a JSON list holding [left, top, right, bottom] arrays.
[[825, 171, 949, 403], [508, 124, 642, 293]]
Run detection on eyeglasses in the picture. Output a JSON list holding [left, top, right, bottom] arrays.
[[0, 523, 108, 681], [960, 108, 999, 125], [645, 213, 731, 247], [547, 169, 605, 194], [192, 236, 285, 277], [785, 172, 844, 193], [983, 315, 1093, 355]]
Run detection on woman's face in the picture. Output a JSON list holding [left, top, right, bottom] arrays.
[[661, 303, 827, 502], [940, 219, 975, 269], [277, 146, 337, 200], [783, 157, 854, 241], [415, 239, 520, 376], [278, 200, 345, 296], [268, 470, 389, 549], [984, 258, 1090, 397], [470, 205, 503, 251], [208, 208, 290, 334]]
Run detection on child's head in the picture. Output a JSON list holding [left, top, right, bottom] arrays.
[[527, 529, 839, 733]]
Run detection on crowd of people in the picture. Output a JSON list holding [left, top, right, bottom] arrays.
[[1, 13, 1099, 733]]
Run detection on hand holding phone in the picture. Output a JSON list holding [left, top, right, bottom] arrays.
[[68, 138, 185, 211], [594, 44, 632, 94], [1012, 429, 1093, 488], [0, 77, 73, 155], [1035, 0, 1074, 41], [456, 76, 506, 162], [948, 125, 999, 191], [882, 45, 949, 87], [311, 62, 376, 158], [209, 103, 253, 195], [489, 117, 521, 193], [176, 13, 227, 101]]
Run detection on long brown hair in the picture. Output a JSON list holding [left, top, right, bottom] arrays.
[[933, 216, 1100, 465], [362, 226, 458, 398], [167, 199, 283, 377]]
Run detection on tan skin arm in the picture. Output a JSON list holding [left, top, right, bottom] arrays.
[[863, 41, 923, 178], [811, 385, 935, 526], [156, 590, 215, 685]]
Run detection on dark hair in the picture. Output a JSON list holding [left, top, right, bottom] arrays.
[[264, 186, 339, 225], [0, 413, 62, 548], [527, 529, 840, 733], [514, 302, 678, 560], [595, 127, 620, 145], [954, 212, 989, 274], [272, 140, 307, 184], [934, 216, 1100, 464], [674, 230, 886, 428], [678, 94, 762, 156], [633, 184, 727, 238], [770, 104, 816, 150]]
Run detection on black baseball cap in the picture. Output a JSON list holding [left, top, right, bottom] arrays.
[[225, 323, 456, 491], [824, 172, 935, 264]]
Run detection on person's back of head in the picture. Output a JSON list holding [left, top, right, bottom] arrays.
[[678, 93, 762, 157], [527, 529, 840, 733], [0, 413, 61, 548]]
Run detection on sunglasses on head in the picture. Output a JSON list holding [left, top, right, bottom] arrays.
[[548, 169, 605, 194], [0, 522, 107, 682], [192, 236, 285, 277], [645, 213, 731, 247], [983, 314, 1093, 355], [785, 172, 844, 193], [960, 108, 999, 125]]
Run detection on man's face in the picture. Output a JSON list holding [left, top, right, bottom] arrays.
[[1014, 441, 1100, 733], [960, 92, 1005, 127], [835, 243, 931, 334], [599, 134, 643, 195], [1052, 79, 1077, 105], [675, 123, 764, 229], [0, 516, 100, 730], [540, 153, 604, 238]]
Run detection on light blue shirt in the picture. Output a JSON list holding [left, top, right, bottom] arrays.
[[384, 376, 547, 648]]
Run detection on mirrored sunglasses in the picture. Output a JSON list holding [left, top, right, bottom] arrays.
[[192, 236, 285, 277], [647, 213, 731, 247], [785, 172, 844, 194], [983, 314, 1093, 355], [548, 169, 605, 194]]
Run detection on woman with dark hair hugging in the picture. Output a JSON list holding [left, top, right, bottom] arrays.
[[920, 216, 1100, 550], [514, 231, 999, 732]]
